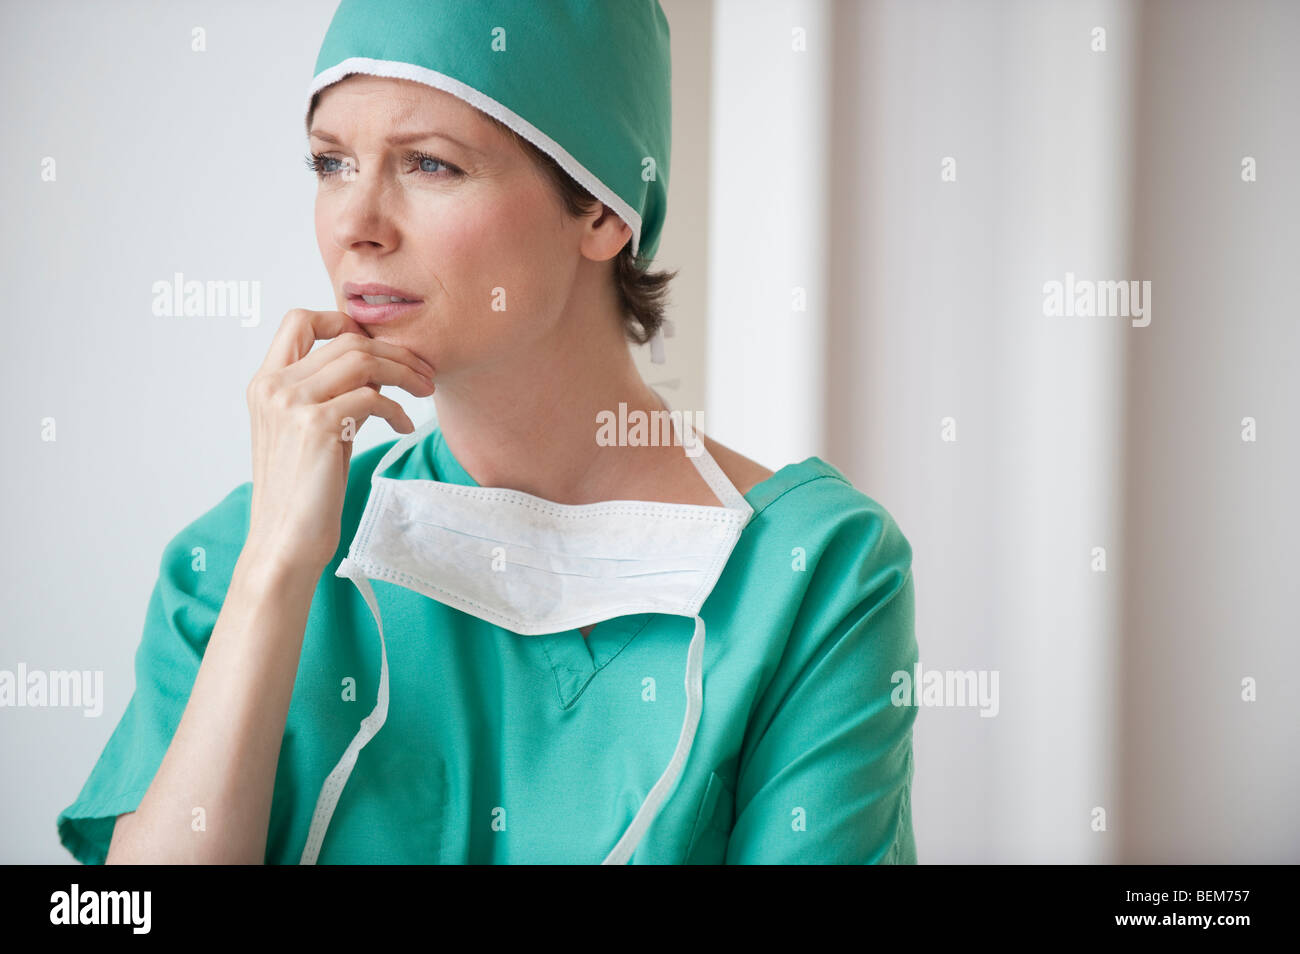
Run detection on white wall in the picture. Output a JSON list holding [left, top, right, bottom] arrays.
[[708, 0, 830, 466], [1118, 0, 1300, 862]]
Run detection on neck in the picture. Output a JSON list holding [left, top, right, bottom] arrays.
[[429, 296, 682, 505]]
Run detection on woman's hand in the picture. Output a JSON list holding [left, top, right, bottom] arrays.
[[244, 308, 435, 570]]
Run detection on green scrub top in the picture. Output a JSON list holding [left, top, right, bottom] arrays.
[[56, 426, 918, 864]]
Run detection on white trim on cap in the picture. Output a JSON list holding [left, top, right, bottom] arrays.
[[306, 56, 643, 258]]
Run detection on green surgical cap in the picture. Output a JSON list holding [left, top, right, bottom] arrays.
[[308, 0, 672, 264]]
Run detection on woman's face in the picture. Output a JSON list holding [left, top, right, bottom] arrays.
[[308, 74, 586, 377]]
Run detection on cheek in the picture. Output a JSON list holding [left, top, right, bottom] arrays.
[[428, 188, 572, 322]]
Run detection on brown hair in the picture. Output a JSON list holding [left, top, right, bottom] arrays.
[[307, 91, 678, 346], [493, 120, 678, 346]]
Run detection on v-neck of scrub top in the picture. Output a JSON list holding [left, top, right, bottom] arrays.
[[423, 425, 837, 709]]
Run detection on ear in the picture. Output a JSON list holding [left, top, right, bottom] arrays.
[[579, 204, 634, 263]]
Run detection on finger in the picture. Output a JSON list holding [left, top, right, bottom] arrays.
[[323, 386, 416, 437], [295, 349, 435, 405], [258, 309, 366, 375], [279, 330, 436, 385]]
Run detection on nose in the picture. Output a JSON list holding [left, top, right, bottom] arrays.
[[328, 160, 401, 254]]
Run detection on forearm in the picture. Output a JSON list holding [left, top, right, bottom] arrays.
[[106, 542, 322, 864]]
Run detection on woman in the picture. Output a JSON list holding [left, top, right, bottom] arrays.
[[56, 0, 918, 864]]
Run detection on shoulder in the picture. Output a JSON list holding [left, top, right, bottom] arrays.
[[701, 433, 775, 497], [741, 453, 913, 611], [704, 432, 912, 583]]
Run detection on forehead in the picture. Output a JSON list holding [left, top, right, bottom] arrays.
[[310, 74, 493, 137]]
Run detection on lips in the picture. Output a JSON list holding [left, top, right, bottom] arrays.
[[343, 281, 423, 302], [343, 281, 425, 324]]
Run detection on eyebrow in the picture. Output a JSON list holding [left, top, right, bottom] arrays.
[[309, 128, 483, 157]]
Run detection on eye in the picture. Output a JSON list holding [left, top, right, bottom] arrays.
[[302, 149, 461, 181], [404, 150, 463, 179], [304, 152, 351, 179]]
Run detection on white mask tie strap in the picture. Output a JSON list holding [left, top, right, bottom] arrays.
[[601, 613, 705, 864], [300, 565, 390, 864], [648, 317, 675, 364]]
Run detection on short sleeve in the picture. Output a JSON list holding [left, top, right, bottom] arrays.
[[55, 483, 251, 864], [726, 493, 919, 864]]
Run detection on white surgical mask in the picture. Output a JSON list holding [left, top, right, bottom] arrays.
[[300, 396, 754, 864]]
